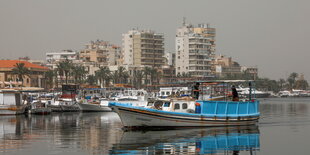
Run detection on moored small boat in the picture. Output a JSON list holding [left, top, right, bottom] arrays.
[[77, 100, 111, 112], [28, 102, 52, 115]]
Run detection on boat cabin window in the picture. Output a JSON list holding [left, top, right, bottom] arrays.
[[147, 102, 154, 106], [166, 92, 170, 95], [161, 92, 165, 95], [174, 103, 180, 110], [163, 102, 170, 107], [182, 103, 188, 109], [154, 101, 163, 109]]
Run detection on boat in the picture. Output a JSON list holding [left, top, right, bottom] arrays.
[[78, 88, 149, 112], [46, 85, 80, 112], [112, 125, 260, 154], [28, 101, 52, 115], [77, 99, 111, 112], [0, 89, 27, 115], [237, 86, 271, 98], [109, 80, 260, 128]]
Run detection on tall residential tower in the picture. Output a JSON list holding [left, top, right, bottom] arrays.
[[122, 30, 165, 68], [175, 23, 216, 77]]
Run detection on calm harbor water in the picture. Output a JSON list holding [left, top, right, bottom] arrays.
[[1, 98, 310, 155]]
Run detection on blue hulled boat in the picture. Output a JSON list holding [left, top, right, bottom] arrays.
[[109, 80, 260, 127]]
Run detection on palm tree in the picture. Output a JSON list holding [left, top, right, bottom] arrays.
[[111, 71, 119, 85], [287, 72, 298, 89], [278, 78, 286, 91], [57, 59, 73, 84], [133, 70, 144, 89], [95, 66, 111, 87], [44, 70, 55, 89], [86, 75, 97, 85], [149, 68, 162, 85], [143, 66, 152, 86], [117, 66, 129, 84], [12, 63, 30, 87], [71, 65, 88, 84]]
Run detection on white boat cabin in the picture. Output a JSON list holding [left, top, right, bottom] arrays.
[[158, 87, 191, 98], [0, 90, 22, 106], [147, 99, 196, 113]]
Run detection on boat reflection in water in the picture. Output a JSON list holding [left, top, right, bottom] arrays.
[[112, 125, 260, 155], [0, 113, 259, 155]]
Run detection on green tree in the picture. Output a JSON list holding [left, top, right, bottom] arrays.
[[86, 75, 97, 86], [150, 68, 162, 85], [44, 70, 55, 89], [117, 66, 129, 84], [95, 66, 111, 87], [12, 63, 30, 87], [278, 78, 286, 91], [143, 66, 152, 86], [57, 59, 73, 84], [133, 70, 144, 89], [111, 71, 119, 85], [287, 72, 298, 89], [295, 79, 309, 90], [71, 65, 88, 84]]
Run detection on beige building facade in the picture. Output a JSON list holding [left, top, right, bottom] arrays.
[[79, 40, 122, 66], [0, 60, 49, 88]]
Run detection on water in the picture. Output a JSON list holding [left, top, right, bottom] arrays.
[[0, 98, 310, 154]]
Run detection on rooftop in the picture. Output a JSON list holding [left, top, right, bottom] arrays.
[[0, 60, 49, 70]]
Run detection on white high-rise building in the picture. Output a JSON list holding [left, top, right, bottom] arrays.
[[46, 50, 78, 69], [175, 23, 216, 77], [122, 29, 165, 68]]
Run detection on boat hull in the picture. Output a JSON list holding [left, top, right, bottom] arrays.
[[0, 105, 26, 115], [47, 104, 80, 112], [78, 103, 111, 112], [29, 107, 52, 115], [112, 105, 259, 127]]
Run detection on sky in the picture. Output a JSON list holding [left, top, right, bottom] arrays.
[[0, 0, 309, 81]]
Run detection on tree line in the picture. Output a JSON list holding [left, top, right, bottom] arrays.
[[11, 60, 309, 92], [43, 59, 163, 89]]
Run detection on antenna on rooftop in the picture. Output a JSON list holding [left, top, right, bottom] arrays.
[[183, 17, 186, 26]]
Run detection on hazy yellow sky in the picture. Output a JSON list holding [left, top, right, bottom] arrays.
[[0, 0, 309, 81]]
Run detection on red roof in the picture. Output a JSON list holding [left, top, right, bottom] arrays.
[[0, 60, 49, 70]]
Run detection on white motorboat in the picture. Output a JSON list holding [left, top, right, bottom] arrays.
[[78, 88, 149, 112], [237, 87, 270, 98], [77, 99, 111, 112]]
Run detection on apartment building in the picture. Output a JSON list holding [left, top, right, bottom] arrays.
[[175, 23, 216, 77], [46, 50, 78, 69], [79, 40, 122, 66], [122, 30, 165, 68]]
